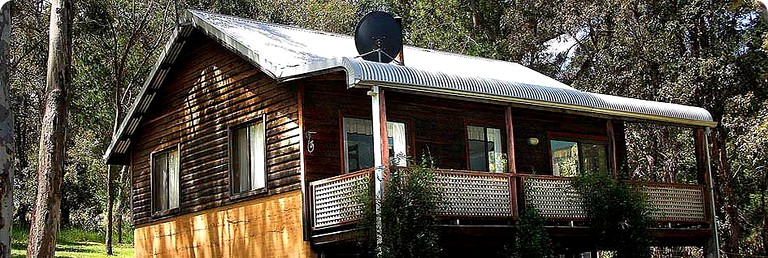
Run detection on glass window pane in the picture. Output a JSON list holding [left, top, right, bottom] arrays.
[[581, 143, 608, 174], [551, 140, 579, 177], [486, 128, 504, 173], [250, 122, 266, 190], [347, 134, 374, 172], [468, 126, 487, 171], [168, 149, 180, 209], [344, 118, 374, 173], [467, 126, 485, 141], [236, 127, 250, 192], [152, 153, 167, 211], [387, 122, 407, 166]]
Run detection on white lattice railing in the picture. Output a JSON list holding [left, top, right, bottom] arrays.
[[433, 170, 516, 218], [638, 183, 706, 222], [310, 169, 373, 229], [523, 176, 707, 223], [523, 177, 586, 219]]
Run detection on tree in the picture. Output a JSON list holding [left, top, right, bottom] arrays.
[[27, 0, 73, 256], [0, 1, 14, 257]]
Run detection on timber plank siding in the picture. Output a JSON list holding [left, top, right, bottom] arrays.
[[130, 30, 301, 226]]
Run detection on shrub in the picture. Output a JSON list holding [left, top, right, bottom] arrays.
[[571, 172, 652, 258], [357, 160, 442, 258], [508, 207, 554, 258]]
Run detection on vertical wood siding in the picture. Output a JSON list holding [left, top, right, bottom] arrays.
[[130, 31, 300, 226]]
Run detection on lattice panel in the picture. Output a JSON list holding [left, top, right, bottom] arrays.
[[524, 177, 586, 220], [642, 185, 705, 221], [434, 173, 513, 217], [311, 171, 371, 229]]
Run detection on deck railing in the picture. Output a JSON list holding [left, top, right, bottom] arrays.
[[433, 170, 517, 218], [308, 170, 708, 232], [309, 169, 373, 230], [522, 176, 708, 223]]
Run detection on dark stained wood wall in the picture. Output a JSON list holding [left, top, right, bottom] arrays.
[[301, 78, 506, 179], [301, 75, 626, 179], [301, 79, 369, 182], [387, 92, 507, 170], [130, 31, 301, 226], [510, 108, 626, 174]]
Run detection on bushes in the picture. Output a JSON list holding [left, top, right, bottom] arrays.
[[571, 172, 652, 258], [508, 207, 554, 258], [357, 160, 442, 258]]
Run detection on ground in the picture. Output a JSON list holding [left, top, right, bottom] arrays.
[[11, 227, 134, 258]]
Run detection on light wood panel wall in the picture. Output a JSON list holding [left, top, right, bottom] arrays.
[[134, 190, 313, 258]]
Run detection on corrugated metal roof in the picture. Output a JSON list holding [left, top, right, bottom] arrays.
[[104, 10, 716, 163]]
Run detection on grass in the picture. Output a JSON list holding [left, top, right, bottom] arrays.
[[11, 226, 134, 258]]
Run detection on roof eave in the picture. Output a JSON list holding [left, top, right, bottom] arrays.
[[355, 80, 718, 128], [103, 24, 195, 164]]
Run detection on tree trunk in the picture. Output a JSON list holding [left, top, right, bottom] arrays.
[[116, 209, 123, 244], [0, 2, 14, 257], [27, 0, 72, 257], [105, 165, 114, 255], [711, 125, 740, 256]]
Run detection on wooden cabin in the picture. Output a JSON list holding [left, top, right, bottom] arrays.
[[104, 10, 719, 258]]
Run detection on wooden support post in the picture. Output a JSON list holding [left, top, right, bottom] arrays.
[[370, 85, 388, 254], [703, 127, 720, 258], [505, 107, 516, 173], [694, 128, 708, 185], [607, 120, 618, 178]]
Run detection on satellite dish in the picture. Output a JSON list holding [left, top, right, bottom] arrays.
[[354, 11, 403, 63]]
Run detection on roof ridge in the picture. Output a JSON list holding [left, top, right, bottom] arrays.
[[188, 9, 356, 40]]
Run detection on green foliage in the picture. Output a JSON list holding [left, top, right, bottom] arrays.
[[357, 160, 442, 258], [380, 162, 441, 258], [508, 207, 553, 258], [571, 172, 652, 258], [11, 226, 134, 258]]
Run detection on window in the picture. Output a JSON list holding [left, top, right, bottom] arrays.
[[467, 126, 505, 173], [152, 147, 180, 213], [231, 119, 267, 194], [343, 117, 407, 173], [550, 138, 608, 177]]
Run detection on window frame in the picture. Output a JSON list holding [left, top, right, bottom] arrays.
[[150, 144, 181, 217], [228, 116, 269, 199], [547, 132, 610, 176], [340, 116, 409, 173], [464, 123, 506, 173]]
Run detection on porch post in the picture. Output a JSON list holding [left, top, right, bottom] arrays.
[[369, 85, 389, 253], [694, 128, 708, 184], [505, 107, 516, 173], [606, 120, 618, 178], [703, 127, 721, 258]]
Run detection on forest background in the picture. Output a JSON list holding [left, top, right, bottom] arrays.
[[7, 0, 768, 256]]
